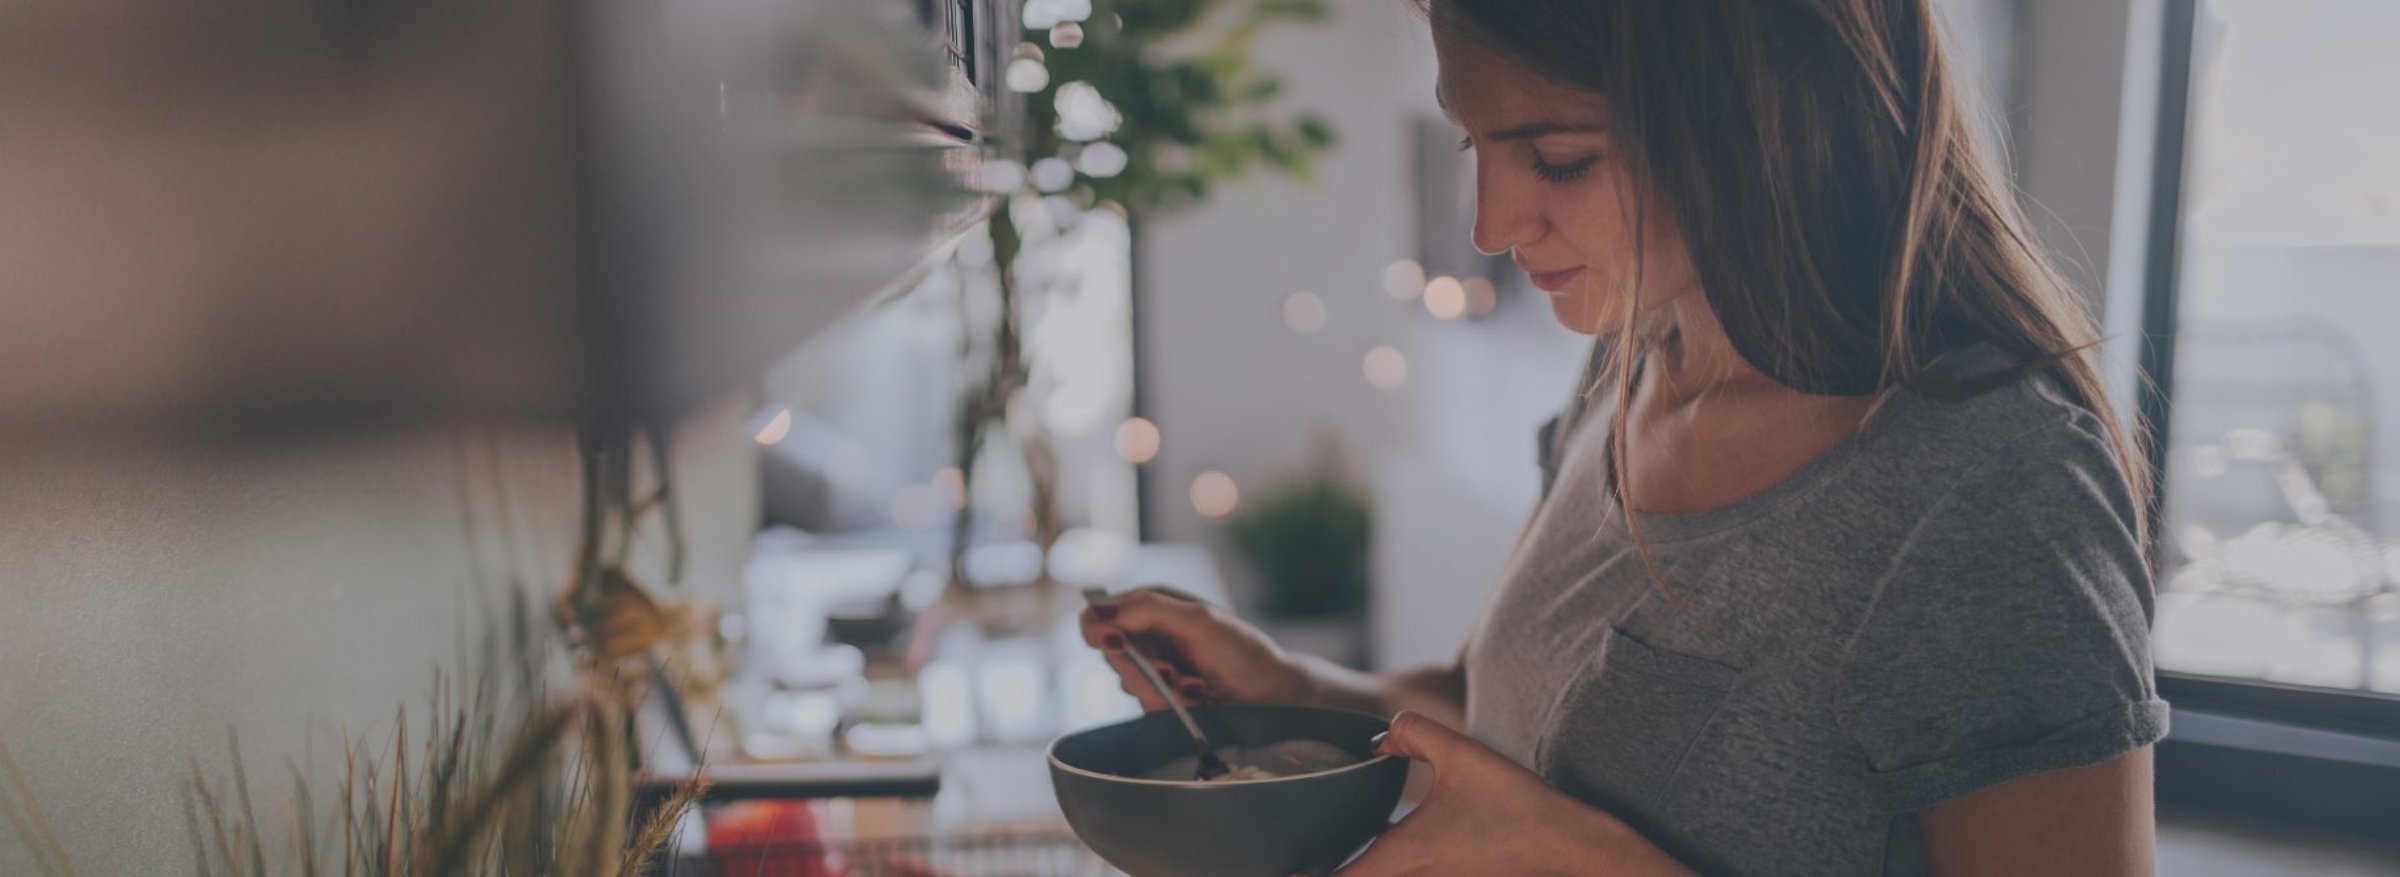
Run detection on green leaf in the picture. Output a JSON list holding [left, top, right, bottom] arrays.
[[1297, 115, 1334, 147], [989, 0, 1340, 221], [1257, 0, 1330, 23]]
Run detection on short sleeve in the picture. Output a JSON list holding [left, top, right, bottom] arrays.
[[1835, 416, 2171, 813]]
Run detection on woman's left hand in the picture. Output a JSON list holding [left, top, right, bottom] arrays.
[[1328, 712, 1695, 877]]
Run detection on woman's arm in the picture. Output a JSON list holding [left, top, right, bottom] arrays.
[[1081, 588, 1470, 723], [1296, 651, 1467, 727], [1920, 747, 2155, 877]]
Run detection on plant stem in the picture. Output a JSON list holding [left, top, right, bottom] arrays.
[[644, 420, 686, 589]]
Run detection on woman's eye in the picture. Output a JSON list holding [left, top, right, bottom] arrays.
[[1457, 135, 1475, 152], [1532, 156, 1599, 184]]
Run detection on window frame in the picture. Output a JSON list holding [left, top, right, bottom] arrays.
[[2136, 0, 2400, 840]]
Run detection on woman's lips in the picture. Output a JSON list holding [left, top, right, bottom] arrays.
[[1526, 266, 1585, 292]]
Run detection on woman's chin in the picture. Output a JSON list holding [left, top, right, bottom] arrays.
[[1547, 294, 1621, 336]]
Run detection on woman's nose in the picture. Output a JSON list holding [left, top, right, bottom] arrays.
[[1469, 164, 1543, 257]]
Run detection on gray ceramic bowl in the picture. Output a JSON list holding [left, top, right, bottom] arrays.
[[1048, 705, 1408, 877]]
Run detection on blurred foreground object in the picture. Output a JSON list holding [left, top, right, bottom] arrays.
[[0, 0, 988, 430]]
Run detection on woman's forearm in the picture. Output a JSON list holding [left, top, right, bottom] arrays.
[[1296, 654, 1467, 728]]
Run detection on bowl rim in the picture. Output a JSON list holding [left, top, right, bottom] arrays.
[[1045, 704, 1403, 789]]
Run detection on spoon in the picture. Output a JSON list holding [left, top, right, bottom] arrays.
[[1083, 588, 1232, 781]]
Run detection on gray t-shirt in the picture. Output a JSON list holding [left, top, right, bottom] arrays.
[[1463, 345, 2169, 876]]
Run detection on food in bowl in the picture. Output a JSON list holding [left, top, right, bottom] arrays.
[[1141, 739, 1362, 783], [1050, 705, 1410, 877]]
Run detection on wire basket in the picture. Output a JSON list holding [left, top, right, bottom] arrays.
[[690, 831, 1120, 877]]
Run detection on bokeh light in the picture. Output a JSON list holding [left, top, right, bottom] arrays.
[[1191, 471, 1240, 519], [752, 408, 793, 445], [1005, 58, 1050, 94], [1282, 292, 1328, 334], [1464, 276, 1499, 317], [1076, 142, 1129, 178], [1114, 417, 1162, 464], [1031, 157, 1075, 192], [1363, 346, 1408, 390], [1423, 276, 1466, 319], [1023, 0, 1093, 29], [1055, 82, 1123, 142], [1382, 259, 1426, 300]]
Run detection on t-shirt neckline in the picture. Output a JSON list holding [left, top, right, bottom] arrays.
[[1573, 353, 1974, 544]]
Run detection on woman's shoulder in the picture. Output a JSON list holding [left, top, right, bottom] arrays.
[[1824, 353, 2143, 557], [1875, 351, 2128, 490]]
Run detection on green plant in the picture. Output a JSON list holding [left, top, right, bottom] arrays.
[[948, 0, 1337, 588], [1222, 450, 1372, 619], [1012, 0, 1338, 215]]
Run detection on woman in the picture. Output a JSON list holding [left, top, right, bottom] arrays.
[[1081, 1, 2167, 874]]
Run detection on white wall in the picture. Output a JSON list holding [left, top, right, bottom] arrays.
[[1141, 0, 2141, 671], [0, 405, 757, 875], [1940, 0, 2027, 147], [2015, 0, 2139, 309]]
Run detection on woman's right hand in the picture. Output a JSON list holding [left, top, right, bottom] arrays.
[[1078, 587, 1318, 713]]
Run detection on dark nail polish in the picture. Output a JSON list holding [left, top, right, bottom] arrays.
[[1093, 604, 1119, 621], [1103, 633, 1125, 650]]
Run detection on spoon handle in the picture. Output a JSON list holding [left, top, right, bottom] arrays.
[[1128, 641, 1214, 740], [1083, 588, 1228, 775]]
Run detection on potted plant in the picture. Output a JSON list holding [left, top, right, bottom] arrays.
[[1221, 441, 1373, 665]]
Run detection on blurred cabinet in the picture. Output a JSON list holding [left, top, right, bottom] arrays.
[[0, 0, 1019, 429]]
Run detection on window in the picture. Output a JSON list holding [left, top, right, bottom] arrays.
[[763, 208, 1139, 550], [2149, 0, 2400, 694]]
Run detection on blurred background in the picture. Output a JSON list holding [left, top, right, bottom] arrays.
[[0, 0, 2394, 874]]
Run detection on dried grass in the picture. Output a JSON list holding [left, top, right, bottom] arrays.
[[3, 595, 705, 877]]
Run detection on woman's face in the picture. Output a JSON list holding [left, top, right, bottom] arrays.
[[1432, 27, 1699, 335]]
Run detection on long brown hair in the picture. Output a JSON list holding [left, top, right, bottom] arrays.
[[1424, 0, 2153, 548]]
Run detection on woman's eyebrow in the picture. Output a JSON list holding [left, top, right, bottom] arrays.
[[1435, 89, 1607, 140], [1484, 120, 1608, 141]]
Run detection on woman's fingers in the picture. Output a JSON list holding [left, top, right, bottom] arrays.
[[1374, 711, 1473, 764], [1176, 675, 1211, 702], [1084, 586, 1244, 709], [1097, 637, 1215, 711], [1113, 587, 1219, 631], [1081, 615, 1196, 676], [1077, 607, 1116, 650], [1080, 614, 1184, 665], [1081, 587, 1211, 669], [1100, 646, 1169, 712], [1081, 586, 1218, 646]]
